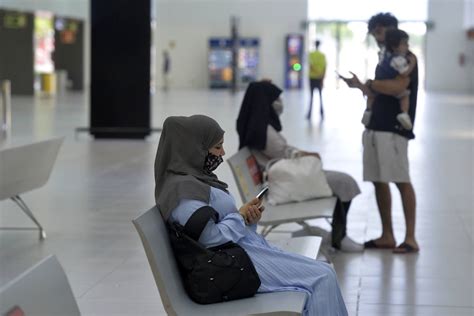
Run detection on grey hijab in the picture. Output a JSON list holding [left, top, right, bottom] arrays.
[[154, 115, 228, 220]]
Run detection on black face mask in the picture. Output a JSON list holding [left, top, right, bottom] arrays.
[[204, 153, 223, 173]]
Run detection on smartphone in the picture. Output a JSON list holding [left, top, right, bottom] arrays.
[[335, 70, 349, 80], [256, 186, 269, 200]]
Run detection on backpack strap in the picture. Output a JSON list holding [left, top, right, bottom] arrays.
[[184, 206, 219, 241]]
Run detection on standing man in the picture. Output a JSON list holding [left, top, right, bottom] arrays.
[[162, 50, 171, 91], [307, 40, 327, 119], [343, 13, 419, 253]]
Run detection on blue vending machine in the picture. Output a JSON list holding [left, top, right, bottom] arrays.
[[208, 38, 233, 89], [284, 34, 304, 89], [208, 37, 259, 89], [238, 38, 259, 87]]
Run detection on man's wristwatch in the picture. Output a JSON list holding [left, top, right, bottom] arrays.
[[366, 79, 373, 89], [366, 79, 376, 93]]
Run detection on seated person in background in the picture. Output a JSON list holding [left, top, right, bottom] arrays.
[[236, 80, 363, 252], [362, 29, 416, 130], [154, 115, 348, 316]]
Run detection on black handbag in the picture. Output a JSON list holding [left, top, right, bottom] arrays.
[[167, 206, 261, 304]]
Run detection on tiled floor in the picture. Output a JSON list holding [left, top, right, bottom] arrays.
[[0, 87, 473, 315]]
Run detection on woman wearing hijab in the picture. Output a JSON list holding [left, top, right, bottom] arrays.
[[237, 81, 363, 252], [155, 115, 348, 316]]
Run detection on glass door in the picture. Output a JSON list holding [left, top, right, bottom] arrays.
[[307, 20, 427, 89]]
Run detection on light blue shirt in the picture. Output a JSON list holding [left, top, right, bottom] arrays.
[[170, 186, 257, 248], [169, 187, 348, 316]]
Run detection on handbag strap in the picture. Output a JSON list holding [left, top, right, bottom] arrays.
[[264, 158, 281, 174], [263, 157, 281, 182], [184, 206, 219, 241]]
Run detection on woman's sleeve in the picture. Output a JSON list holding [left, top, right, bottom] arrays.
[[262, 125, 299, 160], [170, 199, 248, 248]]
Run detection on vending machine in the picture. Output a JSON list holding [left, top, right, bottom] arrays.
[[238, 38, 259, 86], [208, 38, 233, 89], [208, 37, 259, 89], [284, 34, 304, 89]]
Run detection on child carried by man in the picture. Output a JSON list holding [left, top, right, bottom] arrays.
[[362, 29, 416, 130]]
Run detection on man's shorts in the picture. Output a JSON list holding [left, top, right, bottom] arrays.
[[362, 130, 411, 183], [309, 78, 323, 90]]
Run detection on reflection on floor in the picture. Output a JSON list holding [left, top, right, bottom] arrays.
[[1, 89, 473, 315]]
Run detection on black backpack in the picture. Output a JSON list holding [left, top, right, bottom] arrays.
[[167, 206, 261, 304]]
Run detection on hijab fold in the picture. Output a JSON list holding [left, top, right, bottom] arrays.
[[236, 81, 283, 150], [154, 115, 228, 220]]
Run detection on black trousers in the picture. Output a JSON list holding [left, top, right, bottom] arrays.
[[331, 199, 351, 248], [308, 78, 324, 117]]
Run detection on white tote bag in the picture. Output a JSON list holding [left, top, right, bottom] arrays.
[[265, 156, 333, 205]]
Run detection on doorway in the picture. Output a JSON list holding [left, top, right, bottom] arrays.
[[307, 20, 427, 89]]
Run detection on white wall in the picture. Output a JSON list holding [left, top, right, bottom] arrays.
[[426, 0, 473, 93], [155, 0, 307, 89], [2, 0, 472, 93]]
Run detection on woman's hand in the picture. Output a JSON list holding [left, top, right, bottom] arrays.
[[239, 198, 264, 225]]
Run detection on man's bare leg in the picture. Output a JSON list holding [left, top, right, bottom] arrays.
[[371, 182, 397, 247], [395, 182, 419, 250]]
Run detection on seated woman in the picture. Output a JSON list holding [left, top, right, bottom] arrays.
[[236, 80, 362, 252], [155, 115, 348, 316]]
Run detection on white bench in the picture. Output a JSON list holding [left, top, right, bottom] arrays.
[[0, 255, 81, 316], [227, 147, 337, 237], [133, 206, 322, 315], [0, 137, 63, 239]]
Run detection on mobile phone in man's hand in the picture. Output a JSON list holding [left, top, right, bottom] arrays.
[[335, 70, 349, 80]]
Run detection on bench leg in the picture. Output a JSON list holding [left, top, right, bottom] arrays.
[[295, 221, 332, 238], [317, 247, 334, 266], [294, 221, 334, 265], [10, 196, 47, 240], [260, 225, 278, 237]]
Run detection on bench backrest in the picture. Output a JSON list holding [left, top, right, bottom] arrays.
[[0, 255, 81, 316], [133, 206, 188, 316], [0, 137, 63, 200]]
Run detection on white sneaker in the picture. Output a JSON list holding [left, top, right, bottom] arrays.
[[397, 112, 413, 130], [339, 236, 364, 253], [361, 109, 372, 126]]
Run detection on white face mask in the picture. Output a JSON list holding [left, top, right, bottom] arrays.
[[272, 99, 283, 116]]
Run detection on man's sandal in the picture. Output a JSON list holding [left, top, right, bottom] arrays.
[[364, 239, 395, 249], [392, 242, 420, 254]]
